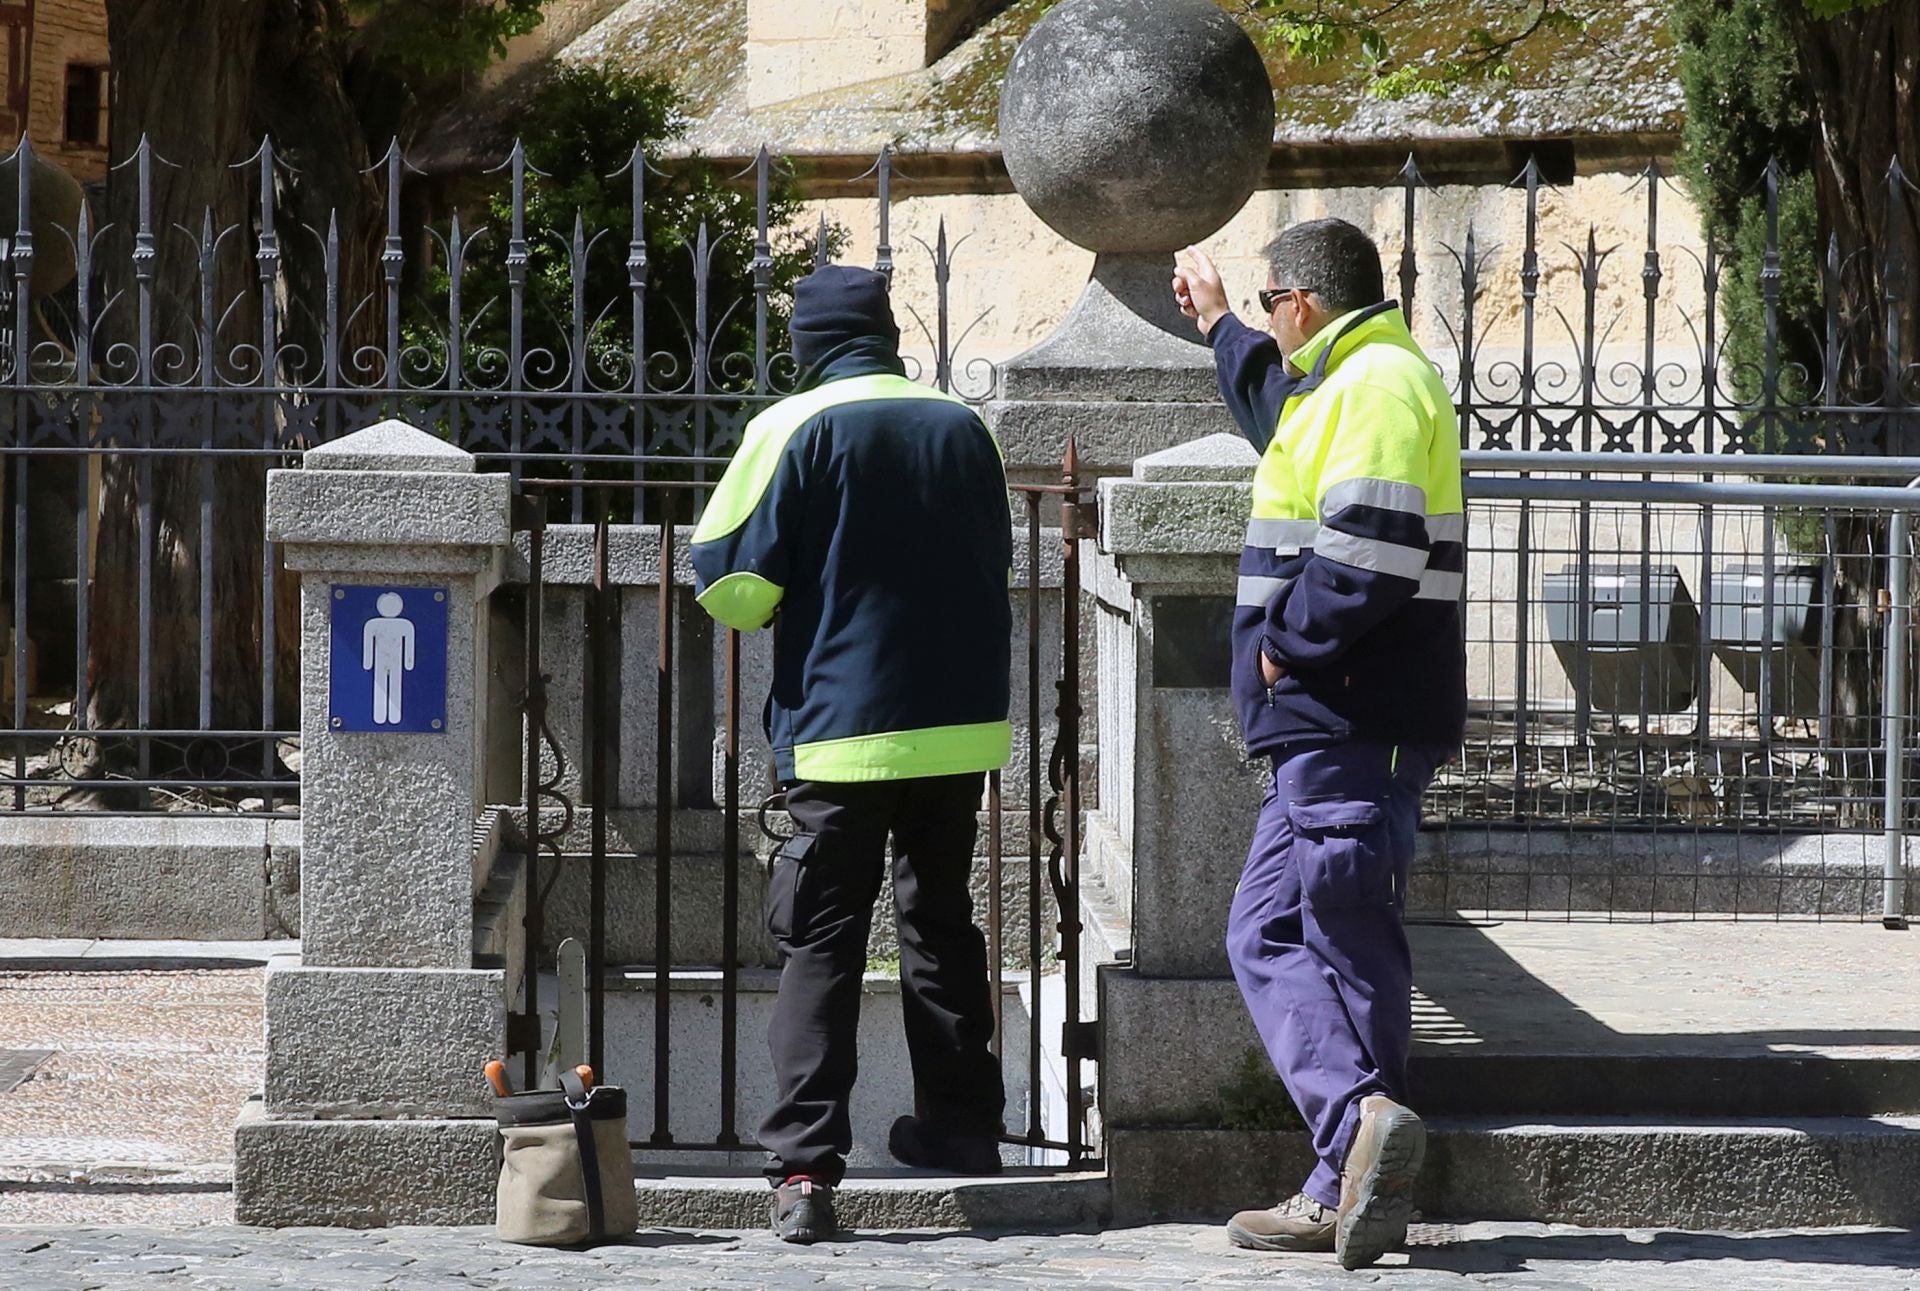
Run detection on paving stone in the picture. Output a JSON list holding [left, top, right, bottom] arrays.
[[0, 1222, 1919, 1288]]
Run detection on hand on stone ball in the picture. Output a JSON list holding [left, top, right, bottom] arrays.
[[1173, 246, 1230, 337]]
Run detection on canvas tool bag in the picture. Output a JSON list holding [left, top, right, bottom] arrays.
[[493, 1069, 639, 1245]]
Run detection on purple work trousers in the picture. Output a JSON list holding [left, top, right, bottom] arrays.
[[1225, 740, 1446, 1208]]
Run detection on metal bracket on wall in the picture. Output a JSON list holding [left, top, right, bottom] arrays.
[[1062, 1019, 1101, 1063], [505, 1011, 542, 1056], [1067, 496, 1099, 541]]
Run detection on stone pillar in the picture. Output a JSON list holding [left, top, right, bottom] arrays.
[[1088, 435, 1320, 1221], [235, 420, 519, 1227], [987, 0, 1274, 485]]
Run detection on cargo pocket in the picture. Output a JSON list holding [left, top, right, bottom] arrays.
[[1287, 797, 1392, 909], [765, 832, 816, 944]]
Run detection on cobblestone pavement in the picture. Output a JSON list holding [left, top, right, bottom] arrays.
[[0, 1222, 1915, 1290], [0, 969, 262, 1170], [0, 968, 261, 1227]]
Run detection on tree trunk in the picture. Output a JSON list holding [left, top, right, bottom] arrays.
[[88, 0, 270, 791], [1788, 3, 1920, 428], [255, 0, 385, 391], [251, 0, 385, 727], [1785, 3, 1920, 814]]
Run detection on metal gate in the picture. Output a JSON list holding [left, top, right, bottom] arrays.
[[507, 449, 1094, 1166]]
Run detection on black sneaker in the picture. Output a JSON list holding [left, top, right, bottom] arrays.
[[887, 1114, 1003, 1175], [771, 1176, 836, 1244]]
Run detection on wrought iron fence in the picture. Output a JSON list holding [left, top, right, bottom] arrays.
[[507, 470, 1093, 1164], [0, 136, 983, 814], [1398, 155, 1919, 457], [4, 136, 1920, 816]]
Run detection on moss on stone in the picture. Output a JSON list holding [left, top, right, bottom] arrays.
[[1214, 1047, 1306, 1133], [920, 0, 1677, 143], [439, 0, 1680, 166]]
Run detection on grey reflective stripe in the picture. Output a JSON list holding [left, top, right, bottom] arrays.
[[1417, 569, 1464, 600], [1237, 575, 1291, 607], [1428, 513, 1466, 543], [1320, 476, 1427, 521], [1314, 527, 1429, 580], [1245, 517, 1320, 550]]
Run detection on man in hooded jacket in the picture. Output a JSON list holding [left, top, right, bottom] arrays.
[[691, 265, 1012, 1244]]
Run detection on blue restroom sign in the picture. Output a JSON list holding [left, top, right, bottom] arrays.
[[328, 585, 449, 734]]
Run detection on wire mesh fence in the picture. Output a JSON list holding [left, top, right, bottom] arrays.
[[1421, 458, 1920, 924]]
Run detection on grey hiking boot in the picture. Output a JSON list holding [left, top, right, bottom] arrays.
[[771, 1176, 836, 1244], [1336, 1094, 1426, 1269], [1225, 1192, 1336, 1252]]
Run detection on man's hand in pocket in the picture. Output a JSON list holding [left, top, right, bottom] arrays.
[[1260, 650, 1285, 687]]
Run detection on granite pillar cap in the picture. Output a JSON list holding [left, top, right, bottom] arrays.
[[305, 420, 476, 474], [1133, 433, 1260, 482]]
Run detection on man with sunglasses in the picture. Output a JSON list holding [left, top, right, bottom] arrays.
[[1171, 219, 1466, 1269]]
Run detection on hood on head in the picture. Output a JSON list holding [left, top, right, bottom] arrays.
[[789, 265, 901, 373]]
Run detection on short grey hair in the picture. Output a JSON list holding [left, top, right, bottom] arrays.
[[1263, 218, 1386, 316]]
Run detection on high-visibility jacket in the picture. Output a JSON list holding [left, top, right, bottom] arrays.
[[1208, 303, 1467, 756], [689, 342, 1013, 783]]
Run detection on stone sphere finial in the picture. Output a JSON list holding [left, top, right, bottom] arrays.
[[998, 0, 1276, 254]]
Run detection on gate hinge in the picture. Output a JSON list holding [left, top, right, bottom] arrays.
[[505, 1010, 543, 1055], [1066, 495, 1099, 541], [1061, 1019, 1101, 1062], [511, 494, 546, 532]]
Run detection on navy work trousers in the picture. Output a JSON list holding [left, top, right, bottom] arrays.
[[1225, 740, 1447, 1208], [758, 773, 1005, 1186]]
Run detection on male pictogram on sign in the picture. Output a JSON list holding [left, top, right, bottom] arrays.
[[364, 592, 416, 725], [328, 584, 449, 734]]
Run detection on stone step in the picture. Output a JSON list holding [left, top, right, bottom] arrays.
[[1412, 828, 1909, 918], [1413, 1051, 1920, 1118], [1102, 969, 1920, 1126], [1083, 810, 1132, 926], [588, 969, 1046, 1168], [1075, 873, 1131, 1024], [1110, 1117, 1920, 1229], [630, 1167, 1111, 1231], [0, 937, 292, 968]]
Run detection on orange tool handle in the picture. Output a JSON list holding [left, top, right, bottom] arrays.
[[574, 1064, 594, 1089], [483, 1060, 512, 1098]]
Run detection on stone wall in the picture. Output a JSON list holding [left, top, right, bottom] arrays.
[[24, 0, 110, 182], [746, 0, 999, 109]]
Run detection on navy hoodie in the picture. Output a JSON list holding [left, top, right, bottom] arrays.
[[690, 267, 1013, 783]]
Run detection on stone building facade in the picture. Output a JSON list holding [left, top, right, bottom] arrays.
[[430, 0, 1695, 370], [0, 0, 110, 182]]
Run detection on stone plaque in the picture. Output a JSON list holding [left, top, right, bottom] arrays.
[[1151, 595, 1234, 688]]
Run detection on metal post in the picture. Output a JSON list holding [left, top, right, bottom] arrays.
[[589, 497, 610, 1077], [653, 513, 676, 1140], [1057, 443, 1086, 1164], [521, 500, 548, 1091], [1885, 493, 1915, 929], [719, 627, 741, 1145]]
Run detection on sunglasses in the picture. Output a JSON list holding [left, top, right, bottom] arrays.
[[1259, 286, 1308, 314]]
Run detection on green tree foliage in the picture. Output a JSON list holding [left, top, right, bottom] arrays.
[[1800, 0, 1887, 15], [1672, 0, 1823, 412], [349, 0, 548, 85], [411, 65, 831, 431]]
